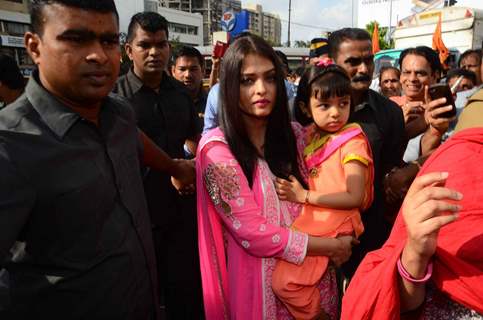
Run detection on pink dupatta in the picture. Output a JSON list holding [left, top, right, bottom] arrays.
[[197, 125, 308, 320], [196, 131, 230, 319]]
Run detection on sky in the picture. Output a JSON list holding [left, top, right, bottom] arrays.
[[241, 0, 355, 44], [241, 0, 483, 45]]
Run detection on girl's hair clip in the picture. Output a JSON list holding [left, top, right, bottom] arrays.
[[316, 58, 334, 68]]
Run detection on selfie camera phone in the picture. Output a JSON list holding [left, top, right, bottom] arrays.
[[428, 83, 456, 118]]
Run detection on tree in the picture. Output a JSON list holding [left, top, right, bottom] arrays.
[[366, 21, 394, 50], [169, 36, 183, 54], [294, 40, 310, 48]]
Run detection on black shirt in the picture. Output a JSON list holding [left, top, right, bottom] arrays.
[[194, 88, 208, 134], [0, 72, 159, 319], [344, 89, 406, 275], [351, 89, 406, 191], [114, 70, 199, 227]]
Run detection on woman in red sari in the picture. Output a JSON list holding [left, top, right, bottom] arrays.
[[341, 89, 483, 319]]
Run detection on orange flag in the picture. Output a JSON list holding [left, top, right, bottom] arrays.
[[372, 23, 380, 54], [432, 14, 449, 68]]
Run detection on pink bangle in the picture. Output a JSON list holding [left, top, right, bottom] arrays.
[[397, 256, 433, 283]]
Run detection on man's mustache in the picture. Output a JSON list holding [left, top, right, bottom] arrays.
[[352, 74, 371, 82]]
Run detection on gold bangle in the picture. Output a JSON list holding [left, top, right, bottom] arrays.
[[304, 190, 310, 204]]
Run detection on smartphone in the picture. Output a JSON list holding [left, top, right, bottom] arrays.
[[213, 41, 228, 59], [428, 83, 456, 118]]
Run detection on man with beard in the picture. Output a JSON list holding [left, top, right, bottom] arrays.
[[328, 28, 406, 277]]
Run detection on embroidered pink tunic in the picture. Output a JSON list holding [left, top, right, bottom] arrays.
[[197, 125, 312, 320]]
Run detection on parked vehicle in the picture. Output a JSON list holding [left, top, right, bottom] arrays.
[[373, 47, 460, 76], [393, 6, 483, 52]]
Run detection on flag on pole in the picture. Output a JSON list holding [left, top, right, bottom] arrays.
[[372, 23, 380, 54], [432, 14, 449, 68]]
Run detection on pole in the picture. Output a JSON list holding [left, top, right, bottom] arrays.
[[287, 0, 292, 47], [351, 0, 354, 27], [389, 0, 393, 38]]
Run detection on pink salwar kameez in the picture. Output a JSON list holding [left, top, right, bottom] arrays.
[[197, 125, 339, 320]]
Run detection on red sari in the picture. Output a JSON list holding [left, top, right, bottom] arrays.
[[341, 128, 483, 320]]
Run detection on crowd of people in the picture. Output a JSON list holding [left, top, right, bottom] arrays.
[[0, 0, 482, 319]]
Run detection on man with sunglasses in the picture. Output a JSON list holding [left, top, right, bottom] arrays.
[[329, 28, 406, 277]]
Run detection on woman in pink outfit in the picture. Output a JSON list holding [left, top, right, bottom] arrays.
[[196, 34, 355, 320]]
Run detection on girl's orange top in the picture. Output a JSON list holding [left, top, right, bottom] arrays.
[[292, 123, 374, 237]]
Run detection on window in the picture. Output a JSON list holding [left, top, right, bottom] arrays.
[[168, 23, 198, 36], [4, 21, 29, 36], [187, 26, 198, 35], [17, 48, 33, 66]]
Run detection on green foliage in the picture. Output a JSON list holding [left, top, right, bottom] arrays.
[[365, 21, 394, 50], [294, 40, 311, 48], [170, 36, 182, 53]]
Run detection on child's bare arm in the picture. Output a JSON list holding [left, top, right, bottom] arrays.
[[275, 161, 367, 209]]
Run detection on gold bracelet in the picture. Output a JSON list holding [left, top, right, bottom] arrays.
[[304, 190, 310, 204]]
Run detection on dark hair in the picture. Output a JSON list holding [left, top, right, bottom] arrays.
[[399, 46, 442, 74], [458, 49, 482, 67], [294, 64, 352, 126], [0, 54, 25, 90], [219, 34, 304, 187], [378, 66, 401, 83], [29, 0, 118, 35], [127, 12, 169, 43], [275, 50, 289, 70], [446, 68, 477, 85], [328, 28, 371, 59], [172, 45, 204, 69], [294, 66, 306, 78]]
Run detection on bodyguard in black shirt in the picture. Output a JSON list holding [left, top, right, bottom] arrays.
[[328, 28, 406, 277], [0, 1, 161, 319], [114, 12, 203, 319]]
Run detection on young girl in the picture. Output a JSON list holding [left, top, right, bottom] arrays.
[[272, 63, 374, 320]]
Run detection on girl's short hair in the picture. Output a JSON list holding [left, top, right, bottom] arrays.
[[294, 64, 352, 126]]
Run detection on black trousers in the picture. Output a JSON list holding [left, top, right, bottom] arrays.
[[151, 195, 204, 320]]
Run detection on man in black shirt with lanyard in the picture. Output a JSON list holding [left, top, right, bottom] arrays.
[[329, 28, 406, 277], [114, 12, 203, 319]]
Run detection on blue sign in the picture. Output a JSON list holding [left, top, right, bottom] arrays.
[[226, 10, 249, 38], [221, 11, 236, 32]]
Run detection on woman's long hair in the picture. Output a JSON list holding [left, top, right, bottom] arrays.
[[218, 34, 304, 187]]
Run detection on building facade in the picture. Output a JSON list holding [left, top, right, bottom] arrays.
[[159, 0, 192, 12], [159, 0, 241, 45], [243, 3, 281, 46], [116, 0, 203, 46], [159, 6, 203, 46], [0, 0, 32, 76]]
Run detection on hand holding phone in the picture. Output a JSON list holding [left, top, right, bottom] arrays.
[[428, 83, 456, 118]]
